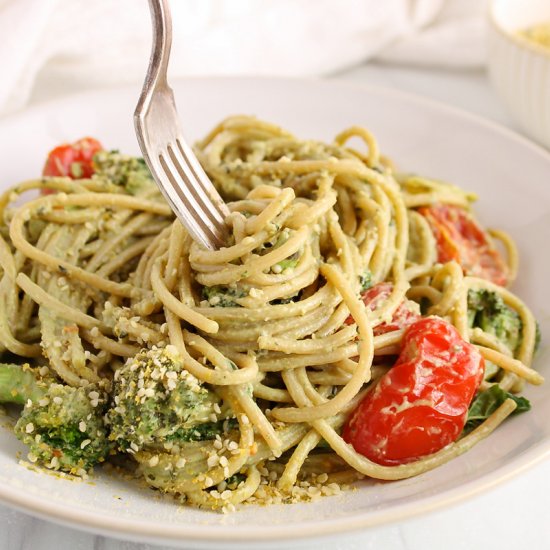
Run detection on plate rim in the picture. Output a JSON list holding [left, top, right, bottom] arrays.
[[0, 441, 549, 545], [5, 74, 550, 165], [1, 75, 550, 545]]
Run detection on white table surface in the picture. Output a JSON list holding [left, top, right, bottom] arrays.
[[1, 62, 549, 550]]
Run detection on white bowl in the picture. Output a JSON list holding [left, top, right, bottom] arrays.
[[1, 78, 550, 548], [488, 0, 550, 149]]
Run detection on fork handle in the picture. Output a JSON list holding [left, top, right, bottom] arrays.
[[138, 0, 172, 105]]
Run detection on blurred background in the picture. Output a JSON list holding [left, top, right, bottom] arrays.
[[1, 0, 486, 114], [3, 0, 548, 148], [5, 0, 550, 148]]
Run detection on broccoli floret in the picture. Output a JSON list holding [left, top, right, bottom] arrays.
[[201, 285, 247, 307], [167, 418, 239, 442], [106, 346, 222, 452], [467, 289, 522, 353], [92, 150, 155, 195], [0, 363, 110, 474], [255, 228, 301, 273]]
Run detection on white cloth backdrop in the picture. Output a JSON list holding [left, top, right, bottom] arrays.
[[0, 0, 487, 115]]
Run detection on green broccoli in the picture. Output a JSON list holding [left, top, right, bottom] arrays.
[[92, 150, 155, 195], [467, 289, 523, 353], [167, 417, 239, 443], [0, 363, 110, 474], [201, 285, 247, 307], [106, 345, 223, 452], [255, 228, 301, 273]]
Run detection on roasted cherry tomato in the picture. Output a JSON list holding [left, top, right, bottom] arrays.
[[42, 137, 103, 180], [342, 317, 484, 466], [418, 203, 508, 286], [345, 282, 420, 336]]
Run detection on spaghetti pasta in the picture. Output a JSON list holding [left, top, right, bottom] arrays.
[[0, 116, 542, 512]]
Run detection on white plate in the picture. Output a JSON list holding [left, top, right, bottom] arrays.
[[1, 77, 549, 549]]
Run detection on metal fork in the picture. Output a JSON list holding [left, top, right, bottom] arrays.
[[134, 0, 230, 250]]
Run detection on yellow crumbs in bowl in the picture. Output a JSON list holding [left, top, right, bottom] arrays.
[[519, 22, 550, 50]]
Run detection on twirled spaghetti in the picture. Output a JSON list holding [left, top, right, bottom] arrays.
[[0, 116, 542, 511]]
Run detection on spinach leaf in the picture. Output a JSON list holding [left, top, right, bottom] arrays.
[[463, 385, 531, 434]]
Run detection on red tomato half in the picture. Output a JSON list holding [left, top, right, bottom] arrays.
[[342, 317, 484, 466], [42, 137, 103, 180], [418, 204, 508, 286], [345, 282, 420, 336]]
